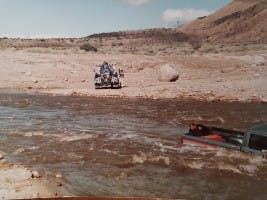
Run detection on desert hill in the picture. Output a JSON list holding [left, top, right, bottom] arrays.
[[182, 0, 267, 43], [81, 0, 267, 47], [83, 0, 267, 45]]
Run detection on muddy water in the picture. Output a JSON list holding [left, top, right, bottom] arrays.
[[0, 92, 266, 199]]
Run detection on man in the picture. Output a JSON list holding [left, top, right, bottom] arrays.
[[108, 64, 115, 75], [188, 123, 211, 136]]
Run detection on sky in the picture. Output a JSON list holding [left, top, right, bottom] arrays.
[[0, 0, 232, 38]]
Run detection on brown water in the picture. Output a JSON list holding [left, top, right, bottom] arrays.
[[0, 91, 266, 200]]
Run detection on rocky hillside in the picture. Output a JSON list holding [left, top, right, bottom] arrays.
[[84, 28, 190, 47], [85, 0, 267, 45], [182, 0, 267, 43]]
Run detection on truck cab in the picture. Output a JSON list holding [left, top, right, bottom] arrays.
[[241, 124, 267, 155]]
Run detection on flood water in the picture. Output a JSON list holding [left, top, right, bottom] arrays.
[[0, 91, 266, 200]]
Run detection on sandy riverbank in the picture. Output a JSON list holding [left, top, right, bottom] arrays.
[[0, 45, 266, 102], [0, 157, 57, 199]]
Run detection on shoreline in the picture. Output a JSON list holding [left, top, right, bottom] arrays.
[[7, 88, 266, 103]]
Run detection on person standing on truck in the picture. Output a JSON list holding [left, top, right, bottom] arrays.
[[109, 64, 115, 75], [100, 61, 109, 73]]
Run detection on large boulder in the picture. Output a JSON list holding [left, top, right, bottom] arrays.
[[158, 64, 179, 82]]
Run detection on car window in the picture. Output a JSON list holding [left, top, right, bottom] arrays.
[[248, 134, 267, 151]]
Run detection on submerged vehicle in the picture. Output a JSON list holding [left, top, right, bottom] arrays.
[[181, 123, 267, 157], [94, 62, 124, 89]]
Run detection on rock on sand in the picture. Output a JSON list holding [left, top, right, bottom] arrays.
[[31, 171, 41, 178], [0, 153, 3, 160], [158, 64, 179, 82]]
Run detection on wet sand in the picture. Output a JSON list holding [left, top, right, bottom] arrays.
[[0, 92, 266, 199]]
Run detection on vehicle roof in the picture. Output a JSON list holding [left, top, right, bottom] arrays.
[[246, 124, 267, 136]]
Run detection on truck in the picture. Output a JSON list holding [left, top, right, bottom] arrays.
[[181, 124, 267, 157], [94, 62, 124, 89]]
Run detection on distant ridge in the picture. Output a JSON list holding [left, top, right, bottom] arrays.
[[85, 28, 190, 44]]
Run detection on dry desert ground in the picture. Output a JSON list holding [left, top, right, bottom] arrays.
[[0, 42, 266, 102]]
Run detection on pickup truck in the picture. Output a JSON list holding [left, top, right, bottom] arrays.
[[181, 124, 267, 157]]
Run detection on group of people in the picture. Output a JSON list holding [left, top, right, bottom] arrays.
[[94, 61, 116, 76], [95, 61, 124, 77]]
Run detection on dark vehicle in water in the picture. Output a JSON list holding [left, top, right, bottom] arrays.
[[94, 62, 124, 89], [181, 124, 267, 157]]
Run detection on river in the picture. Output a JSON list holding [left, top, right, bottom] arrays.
[[0, 91, 266, 199]]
